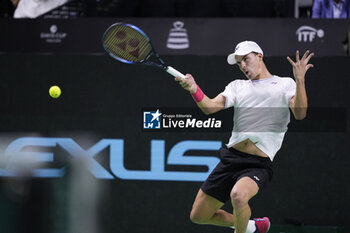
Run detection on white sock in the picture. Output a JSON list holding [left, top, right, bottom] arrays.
[[246, 220, 257, 233], [229, 220, 256, 233]]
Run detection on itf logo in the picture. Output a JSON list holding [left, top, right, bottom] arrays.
[[143, 109, 162, 129], [296, 26, 324, 42]]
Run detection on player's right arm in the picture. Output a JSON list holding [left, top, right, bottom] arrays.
[[175, 74, 226, 115]]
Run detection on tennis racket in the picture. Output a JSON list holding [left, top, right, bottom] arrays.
[[102, 22, 186, 79]]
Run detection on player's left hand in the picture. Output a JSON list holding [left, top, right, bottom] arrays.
[[287, 50, 314, 82]]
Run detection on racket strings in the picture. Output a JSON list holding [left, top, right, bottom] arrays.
[[103, 25, 152, 63]]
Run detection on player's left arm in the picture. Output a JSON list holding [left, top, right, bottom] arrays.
[[287, 50, 314, 120]]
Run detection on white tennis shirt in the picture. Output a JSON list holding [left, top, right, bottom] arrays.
[[220, 75, 296, 161]]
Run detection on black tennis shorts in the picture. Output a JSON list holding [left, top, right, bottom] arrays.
[[201, 146, 273, 203]]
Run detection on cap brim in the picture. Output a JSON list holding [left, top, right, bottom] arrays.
[[227, 50, 251, 65], [227, 48, 263, 65], [227, 53, 237, 65]]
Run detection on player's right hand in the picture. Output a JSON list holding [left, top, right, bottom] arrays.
[[175, 74, 197, 93]]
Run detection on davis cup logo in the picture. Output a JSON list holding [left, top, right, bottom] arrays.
[[143, 109, 162, 129], [50, 25, 58, 33], [40, 24, 67, 43], [167, 21, 190, 49]]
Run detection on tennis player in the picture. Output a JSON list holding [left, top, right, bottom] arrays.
[[175, 41, 313, 233]]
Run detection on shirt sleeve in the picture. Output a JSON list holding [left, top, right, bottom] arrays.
[[219, 81, 236, 109], [283, 78, 296, 106]]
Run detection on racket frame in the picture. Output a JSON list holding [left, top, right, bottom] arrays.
[[102, 22, 186, 79]]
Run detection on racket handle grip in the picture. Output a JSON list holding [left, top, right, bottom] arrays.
[[166, 66, 186, 79]]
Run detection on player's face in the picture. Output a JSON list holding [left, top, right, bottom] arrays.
[[236, 53, 261, 80]]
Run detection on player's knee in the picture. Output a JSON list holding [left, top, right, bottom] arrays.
[[230, 188, 249, 208]]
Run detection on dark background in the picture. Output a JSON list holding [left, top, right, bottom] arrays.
[[1, 0, 296, 18], [0, 53, 348, 232], [1, 18, 348, 56]]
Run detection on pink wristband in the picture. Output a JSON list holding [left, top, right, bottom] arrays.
[[191, 85, 204, 102]]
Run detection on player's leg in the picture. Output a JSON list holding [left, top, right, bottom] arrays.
[[230, 176, 259, 233], [190, 189, 235, 227]]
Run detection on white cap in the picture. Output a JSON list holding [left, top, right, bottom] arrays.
[[227, 41, 263, 65]]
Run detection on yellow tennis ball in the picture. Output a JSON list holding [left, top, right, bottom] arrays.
[[49, 85, 61, 98]]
